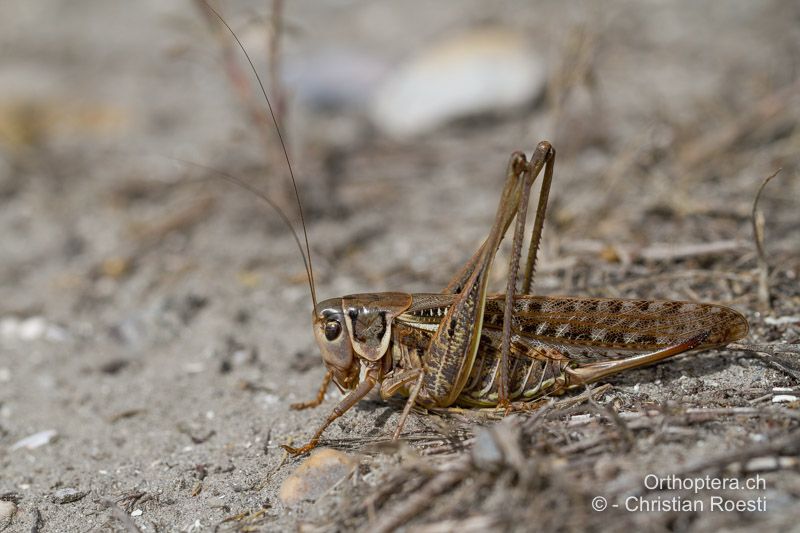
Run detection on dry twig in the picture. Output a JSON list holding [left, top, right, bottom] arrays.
[[194, 0, 272, 139], [611, 428, 800, 497], [371, 458, 471, 533], [730, 342, 800, 382], [678, 80, 800, 169], [103, 500, 142, 533], [751, 168, 782, 311], [268, 0, 286, 126], [588, 393, 635, 452]]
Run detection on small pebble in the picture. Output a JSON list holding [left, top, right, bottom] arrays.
[[772, 395, 798, 403], [18, 317, 46, 340], [0, 316, 66, 342], [109, 317, 146, 346], [764, 316, 800, 326], [131, 509, 142, 517], [101, 256, 131, 278], [51, 488, 88, 504], [279, 448, 358, 506], [471, 427, 504, 471], [261, 394, 280, 406], [183, 362, 205, 374], [10, 429, 58, 451], [0, 501, 16, 531], [746, 456, 797, 471], [50, 487, 89, 504], [231, 348, 252, 367]]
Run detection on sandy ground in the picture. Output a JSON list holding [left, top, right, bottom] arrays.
[[1, 1, 799, 531]]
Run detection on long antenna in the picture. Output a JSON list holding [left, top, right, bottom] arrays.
[[173, 158, 315, 301], [199, 0, 318, 308]]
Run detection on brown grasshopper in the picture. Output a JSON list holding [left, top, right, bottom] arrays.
[[281, 143, 748, 454], [199, 3, 749, 457]]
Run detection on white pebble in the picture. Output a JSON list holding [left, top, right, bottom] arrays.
[[10, 429, 58, 451], [764, 316, 800, 326], [18, 317, 47, 340], [472, 428, 504, 470], [745, 456, 797, 471], [772, 395, 798, 403], [183, 363, 205, 374], [44, 324, 68, 342], [131, 509, 143, 517], [261, 394, 280, 405], [0, 316, 67, 343], [371, 28, 546, 138]]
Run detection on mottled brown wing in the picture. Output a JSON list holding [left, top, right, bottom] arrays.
[[482, 295, 748, 362]]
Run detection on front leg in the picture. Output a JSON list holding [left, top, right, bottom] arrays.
[[282, 367, 378, 455]]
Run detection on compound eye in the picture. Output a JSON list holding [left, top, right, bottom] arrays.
[[324, 320, 342, 341]]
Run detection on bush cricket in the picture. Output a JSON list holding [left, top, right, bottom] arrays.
[[200, 4, 749, 457]]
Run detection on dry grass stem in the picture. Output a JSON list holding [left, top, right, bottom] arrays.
[[751, 168, 782, 311]]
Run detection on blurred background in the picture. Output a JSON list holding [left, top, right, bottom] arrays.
[[1, 1, 799, 531]]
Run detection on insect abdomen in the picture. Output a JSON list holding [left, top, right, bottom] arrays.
[[484, 295, 748, 350], [455, 330, 568, 407]]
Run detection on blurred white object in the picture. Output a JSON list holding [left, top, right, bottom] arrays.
[[772, 395, 799, 403], [284, 48, 388, 111], [10, 429, 58, 451], [764, 316, 800, 326], [0, 316, 67, 342], [371, 28, 546, 138]]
